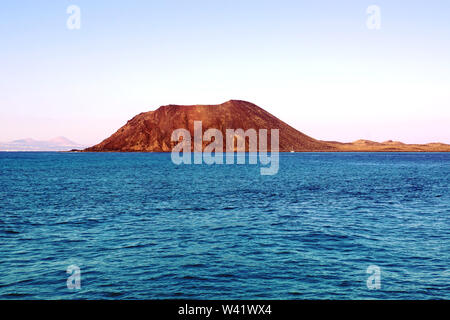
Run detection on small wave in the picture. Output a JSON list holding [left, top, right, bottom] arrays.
[[104, 291, 124, 298], [215, 273, 235, 278], [182, 275, 208, 281], [221, 206, 236, 210], [182, 263, 207, 268], [3, 229, 20, 234], [123, 243, 148, 249], [1, 292, 32, 298]]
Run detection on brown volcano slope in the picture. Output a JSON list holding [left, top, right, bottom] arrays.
[[84, 100, 450, 152]]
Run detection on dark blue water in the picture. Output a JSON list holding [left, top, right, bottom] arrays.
[[0, 152, 449, 299]]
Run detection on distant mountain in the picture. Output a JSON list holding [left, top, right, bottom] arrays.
[[84, 100, 450, 152], [0, 136, 85, 151], [325, 139, 450, 152]]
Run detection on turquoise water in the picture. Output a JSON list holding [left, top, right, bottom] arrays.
[[0, 152, 449, 299]]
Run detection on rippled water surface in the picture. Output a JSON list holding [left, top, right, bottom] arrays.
[[0, 152, 449, 299]]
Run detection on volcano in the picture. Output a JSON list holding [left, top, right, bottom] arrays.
[[85, 100, 336, 152], [84, 100, 450, 152]]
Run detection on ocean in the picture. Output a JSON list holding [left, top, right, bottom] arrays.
[[0, 152, 449, 299]]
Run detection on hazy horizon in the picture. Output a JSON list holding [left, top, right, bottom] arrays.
[[1, 1, 449, 145]]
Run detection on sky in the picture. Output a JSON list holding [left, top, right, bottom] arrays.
[[0, 0, 449, 145]]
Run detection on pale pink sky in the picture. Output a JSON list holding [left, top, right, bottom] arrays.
[[1, 1, 449, 146]]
